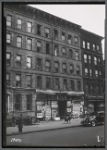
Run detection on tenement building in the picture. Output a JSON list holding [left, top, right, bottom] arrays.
[[81, 29, 104, 112]]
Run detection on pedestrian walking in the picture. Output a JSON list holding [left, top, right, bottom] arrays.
[[17, 114, 23, 133]]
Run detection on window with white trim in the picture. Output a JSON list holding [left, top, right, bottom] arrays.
[[45, 28, 50, 38], [26, 56, 32, 68], [6, 33, 11, 44], [87, 42, 90, 49], [45, 60, 51, 72], [27, 21, 32, 32], [16, 36, 22, 48], [83, 41, 85, 48], [84, 54, 87, 63], [26, 38, 32, 50], [16, 74, 21, 87], [17, 18, 22, 29], [6, 15, 12, 27]]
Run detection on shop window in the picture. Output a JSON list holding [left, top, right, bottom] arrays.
[[6, 73, 10, 86], [45, 28, 50, 38], [54, 29, 58, 40], [54, 45, 58, 56], [55, 78, 60, 90], [63, 79, 67, 90], [46, 77, 51, 89], [76, 51, 79, 60], [46, 43, 50, 54], [93, 44, 95, 51], [27, 21, 32, 32], [83, 41, 85, 48], [85, 68, 88, 76], [26, 56, 32, 68], [6, 33, 11, 44], [88, 55, 91, 64], [62, 32, 65, 41], [62, 47, 66, 56], [37, 76, 42, 88], [37, 41, 42, 52], [37, 58, 42, 71], [15, 94, 21, 110], [45, 60, 51, 72], [69, 64, 74, 74], [27, 94, 32, 110], [16, 74, 21, 87], [37, 24, 41, 35], [6, 15, 12, 27], [84, 54, 87, 63], [62, 63, 67, 73], [16, 54, 22, 67], [68, 34, 72, 44], [54, 61, 59, 73], [77, 81, 81, 91], [94, 56, 97, 65], [70, 80, 75, 91], [76, 66, 80, 76], [17, 18, 22, 29], [87, 42, 90, 49], [26, 75, 32, 87], [69, 49, 73, 58], [6, 52, 11, 65], [16, 36, 22, 48], [26, 38, 32, 50]]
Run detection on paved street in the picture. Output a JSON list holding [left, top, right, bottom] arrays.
[[6, 125, 104, 147]]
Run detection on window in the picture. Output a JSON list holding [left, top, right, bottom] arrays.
[[26, 38, 32, 50], [99, 71, 102, 76], [26, 75, 32, 87], [95, 70, 98, 77], [89, 69, 92, 77], [62, 32, 65, 41], [17, 18, 22, 29], [45, 28, 50, 38], [77, 81, 81, 91], [16, 36, 22, 48], [83, 41, 85, 48], [16, 74, 21, 87], [27, 56, 32, 68], [84, 54, 87, 63], [54, 29, 58, 40], [74, 37, 78, 45], [6, 73, 10, 86], [69, 64, 74, 74], [86, 84, 89, 94], [37, 76, 42, 88], [46, 77, 51, 89], [54, 61, 59, 72], [46, 43, 50, 54], [93, 44, 95, 51], [94, 57, 97, 65], [37, 58, 42, 70], [87, 42, 90, 49], [85, 68, 88, 76], [97, 45, 99, 51], [69, 49, 73, 58], [37, 41, 41, 52], [62, 63, 67, 73], [54, 45, 58, 56], [37, 24, 41, 35], [45, 60, 51, 72], [76, 51, 79, 60], [76, 66, 80, 76], [15, 94, 21, 110], [6, 52, 11, 65], [16, 55, 21, 67], [63, 79, 67, 90], [90, 85, 94, 95], [62, 47, 66, 56], [70, 80, 75, 91], [88, 55, 91, 64], [6, 33, 11, 44], [98, 58, 101, 64], [6, 15, 12, 27], [27, 95, 32, 110], [68, 35, 72, 44], [27, 21, 32, 32], [55, 78, 60, 90]]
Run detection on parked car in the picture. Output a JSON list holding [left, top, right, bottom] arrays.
[[81, 111, 104, 127]]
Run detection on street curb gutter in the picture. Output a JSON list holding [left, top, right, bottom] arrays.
[[7, 125, 82, 136]]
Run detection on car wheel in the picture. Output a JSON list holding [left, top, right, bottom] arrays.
[[91, 121, 96, 127]]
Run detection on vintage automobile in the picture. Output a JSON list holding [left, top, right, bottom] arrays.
[[81, 111, 104, 127]]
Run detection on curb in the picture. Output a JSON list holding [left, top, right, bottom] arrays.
[[7, 124, 82, 136]]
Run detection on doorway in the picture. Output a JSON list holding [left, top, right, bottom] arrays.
[[58, 101, 67, 119]]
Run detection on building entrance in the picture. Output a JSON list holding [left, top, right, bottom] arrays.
[[58, 101, 67, 119]]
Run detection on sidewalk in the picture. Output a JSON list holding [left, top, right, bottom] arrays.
[[6, 118, 82, 136]]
